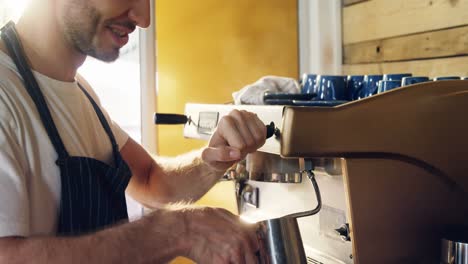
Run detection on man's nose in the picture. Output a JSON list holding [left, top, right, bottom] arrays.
[[129, 0, 151, 28]]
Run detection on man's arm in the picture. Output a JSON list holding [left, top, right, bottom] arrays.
[[124, 110, 267, 207], [124, 143, 226, 207], [0, 206, 260, 264], [0, 209, 187, 264]]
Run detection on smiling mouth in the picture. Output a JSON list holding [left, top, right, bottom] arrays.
[[109, 27, 127, 37]]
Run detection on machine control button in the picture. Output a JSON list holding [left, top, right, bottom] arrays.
[[334, 223, 351, 242]]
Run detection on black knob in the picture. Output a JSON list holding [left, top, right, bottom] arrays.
[[266, 122, 280, 139], [266, 122, 275, 139], [335, 223, 351, 242]]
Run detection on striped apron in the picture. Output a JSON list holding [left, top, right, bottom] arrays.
[[1, 22, 132, 235]]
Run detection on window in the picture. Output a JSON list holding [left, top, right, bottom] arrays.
[[0, 0, 29, 24], [78, 33, 142, 144]]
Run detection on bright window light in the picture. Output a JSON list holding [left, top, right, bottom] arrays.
[[0, 0, 30, 23]]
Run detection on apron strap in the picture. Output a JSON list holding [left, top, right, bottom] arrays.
[[76, 83, 121, 165], [1, 21, 69, 160]]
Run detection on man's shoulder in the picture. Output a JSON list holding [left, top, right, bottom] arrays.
[[75, 74, 102, 105], [0, 49, 23, 91], [0, 53, 28, 126]]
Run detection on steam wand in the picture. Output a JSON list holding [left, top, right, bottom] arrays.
[[284, 160, 322, 219]]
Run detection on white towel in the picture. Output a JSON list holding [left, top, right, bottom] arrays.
[[232, 76, 300, 105]]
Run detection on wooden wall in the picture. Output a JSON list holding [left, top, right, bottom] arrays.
[[342, 0, 468, 78]]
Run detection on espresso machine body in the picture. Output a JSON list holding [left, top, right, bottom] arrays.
[[183, 80, 468, 263]]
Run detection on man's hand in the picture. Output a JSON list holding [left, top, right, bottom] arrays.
[[177, 207, 260, 264], [201, 110, 267, 172]]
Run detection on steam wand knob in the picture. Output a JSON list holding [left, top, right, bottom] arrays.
[[266, 122, 280, 139]]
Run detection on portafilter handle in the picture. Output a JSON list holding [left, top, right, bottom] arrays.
[[153, 113, 189, 125]]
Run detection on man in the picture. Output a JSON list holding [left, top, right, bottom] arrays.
[[0, 0, 267, 263]]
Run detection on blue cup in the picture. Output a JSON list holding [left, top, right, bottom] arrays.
[[347, 75, 364, 101], [433, 76, 461, 81], [360, 75, 383, 98], [383, 73, 412, 81], [301, 74, 317, 94], [315, 75, 347, 101], [401, 76, 430, 86], [378, 80, 401, 93]]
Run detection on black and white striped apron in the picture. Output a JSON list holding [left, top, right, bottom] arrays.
[[1, 22, 132, 236]]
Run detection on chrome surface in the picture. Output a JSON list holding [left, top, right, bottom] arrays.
[[257, 216, 307, 264], [442, 238, 468, 264], [247, 152, 302, 183], [237, 182, 259, 210], [249, 172, 303, 183]]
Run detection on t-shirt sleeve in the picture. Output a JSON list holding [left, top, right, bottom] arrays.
[[0, 107, 30, 237], [102, 110, 129, 150], [75, 75, 129, 150]]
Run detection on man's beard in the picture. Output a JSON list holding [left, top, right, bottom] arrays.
[[61, 1, 120, 62]]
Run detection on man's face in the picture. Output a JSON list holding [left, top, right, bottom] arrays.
[[59, 0, 149, 62]]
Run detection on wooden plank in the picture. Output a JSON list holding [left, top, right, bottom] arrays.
[[342, 56, 468, 78], [343, 0, 369, 7], [343, 0, 468, 44], [344, 25, 468, 64]]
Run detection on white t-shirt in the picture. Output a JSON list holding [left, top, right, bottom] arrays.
[[0, 50, 129, 237]]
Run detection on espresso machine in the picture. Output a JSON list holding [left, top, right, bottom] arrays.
[[178, 80, 468, 263]]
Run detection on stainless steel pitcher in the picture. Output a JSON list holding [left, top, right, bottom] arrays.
[[441, 228, 468, 264], [256, 170, 322, 264]]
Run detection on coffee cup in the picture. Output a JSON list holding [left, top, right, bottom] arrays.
[[401, 76, 430, 86], [315, 75, 347, 101], [359, 75, 383, 98], [301, 74, 317, 94], [378, 80, 401, 93], [433, 76, 461, 81], [347, 75, 364, 101], [383, 73, 412, 81]]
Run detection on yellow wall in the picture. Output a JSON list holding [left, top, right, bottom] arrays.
[[156, 2, 298, 263], [156, 0, 299, 156]]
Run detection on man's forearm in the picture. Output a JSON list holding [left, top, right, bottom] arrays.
[[0, 209, 188, 264], [148, 149, 227, 205]]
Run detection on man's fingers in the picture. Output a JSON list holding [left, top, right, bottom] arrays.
[[204, 109, 267, 172], [230, 110, 256, 148], [215, 110, 266, 153], [217, 114, 247, 150], [241, 111, 266, 148]]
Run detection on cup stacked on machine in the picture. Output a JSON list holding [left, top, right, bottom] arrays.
[[288, 73, 467, 106]]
